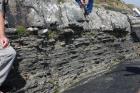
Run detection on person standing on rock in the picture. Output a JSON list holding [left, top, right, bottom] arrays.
[[75, 0, 94, 16], [0, 0, 16, 92]]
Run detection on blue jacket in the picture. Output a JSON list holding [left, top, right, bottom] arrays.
[[75, 0, 94, 14]]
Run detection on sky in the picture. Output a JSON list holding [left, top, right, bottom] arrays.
[[123, 0, 140, 6]]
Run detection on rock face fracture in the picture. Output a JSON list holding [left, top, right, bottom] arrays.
[[2, 0, 139, 93]]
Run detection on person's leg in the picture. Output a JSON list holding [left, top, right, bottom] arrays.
[[75, 0, 81, 5], [81, 0, 89, 5], [76, 0, 84, 8], [85, 0, 94, 14], [0, 46, 16, 86]]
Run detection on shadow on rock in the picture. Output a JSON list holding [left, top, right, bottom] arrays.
[[125, 67, 140, 76], [131, 27, 140, 42], [0, 57, 26, 93]]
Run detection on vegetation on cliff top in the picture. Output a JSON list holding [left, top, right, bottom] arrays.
[[95, 0, 133, 11], [57, 0, 134, 12]]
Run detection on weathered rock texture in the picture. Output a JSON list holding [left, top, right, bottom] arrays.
[[7, 0, 130, 31], [5, 25, 135, 93], [1, 0, 138, 93]]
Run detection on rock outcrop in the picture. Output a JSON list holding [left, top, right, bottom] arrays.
[[1, 0, 138, 93], [128, 15, 140, 42], [7, 0, 130, 32]]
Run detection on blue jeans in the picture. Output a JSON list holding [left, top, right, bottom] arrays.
[[75, 0, 94, 14]]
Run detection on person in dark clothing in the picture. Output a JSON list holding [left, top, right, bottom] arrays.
[[75, 0, 94, 16]]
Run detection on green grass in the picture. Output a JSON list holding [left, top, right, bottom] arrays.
[[47, 31, 58, 39], [95, 0, 131, 11], [57, 0, 64, 3], [16, 25, 27, 36]]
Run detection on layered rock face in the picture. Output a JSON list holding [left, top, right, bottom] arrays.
[[3, 0, 137, 93]]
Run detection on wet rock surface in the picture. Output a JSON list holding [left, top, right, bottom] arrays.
[[63, 59, 140, 93]]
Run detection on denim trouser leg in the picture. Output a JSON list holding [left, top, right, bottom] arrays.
[[75, 0, 81, 6], [86, 0, 94, 13]]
